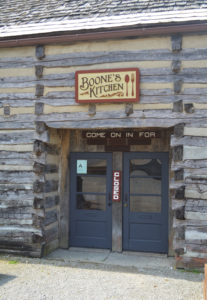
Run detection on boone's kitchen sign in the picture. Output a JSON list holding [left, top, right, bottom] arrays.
[[75, 68, 140, 103]]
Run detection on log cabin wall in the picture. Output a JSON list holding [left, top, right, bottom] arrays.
[[0, 33, 207, 268]]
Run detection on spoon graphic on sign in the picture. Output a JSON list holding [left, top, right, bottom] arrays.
[[125, 74, 130, 97]]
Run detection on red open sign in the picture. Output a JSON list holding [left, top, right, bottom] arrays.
[[112, 171, 121, 202]]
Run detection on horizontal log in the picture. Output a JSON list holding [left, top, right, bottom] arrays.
[[186, 227, 207, 240], [176, 256, 207, 269], [185, 211, 207, 221], [0, 122, 35, 129], [0, 171, 34, 184], [38, 109, 207, 122], [0, 93, 36, 100], [185, 184, 207, 200], [0, 225, 42, 236], [40, 49, 207, 67], [0, 130, 35, 144], [171, 136, 207, 147], [184, 146, 207, 160], [184, 127, 207, 137], [183, 88, 207, 95], [185, 169, 207, 181], [1, 48, 207, 69], [172, 160, 207, 170], [0, 218, 33, 225], [45, 117, 194, 129], [0, 240, 37, 251], [0, 150, 33, 159], [0, 113, 35, 123], [0, 248, 42, 258], [0, 189, 33, 201]]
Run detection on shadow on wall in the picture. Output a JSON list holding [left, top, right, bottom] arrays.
[[0, 274, 16, 287]]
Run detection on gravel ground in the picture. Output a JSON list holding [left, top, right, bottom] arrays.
[[0, 255, 204, 300]]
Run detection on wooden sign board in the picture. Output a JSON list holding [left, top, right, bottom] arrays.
[[112, 171, 121, 202], [75, 68, 140, 103], [82, 130, 160, 139]]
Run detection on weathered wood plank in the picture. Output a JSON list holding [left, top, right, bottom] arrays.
[[184, 127, 207, 137], [0, 122, 35, 129], [0, 171, 34, 184], [0, 151, 33, 159], [171, 136, 207, 147], [0, 144, 33, 151], [184, 146, 207, 160], [0, 130, 35, 144], [0, 114, 35, 122], [172, 160, 207, 170], [39, 110, 207, 126], [0, 93, 36, 100], [185, 184, 207, 200]]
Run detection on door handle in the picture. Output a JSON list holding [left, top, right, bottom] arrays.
[[108, 192, 111, 206]]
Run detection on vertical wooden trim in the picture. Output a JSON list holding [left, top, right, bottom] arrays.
[[112, 152, 122, 252]]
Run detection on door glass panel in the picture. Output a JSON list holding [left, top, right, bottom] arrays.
[[130, 159, 161, 177], [77, 176, 106, 193], [76, 158, 107, 211], [129, 158, 162, 213], [130, 177, 161, 195], [87, 159, 107, 175], [130, 195, 161, 213], [77, 194, 106, 210]]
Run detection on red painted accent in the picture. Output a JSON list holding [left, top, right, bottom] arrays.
[[75, 68, 140, 103], [112, 171, 121, 202]]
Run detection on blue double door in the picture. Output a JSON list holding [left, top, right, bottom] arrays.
[[70, 152, 168, 253]]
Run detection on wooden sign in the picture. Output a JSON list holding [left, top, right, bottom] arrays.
[[112, 171, 121, 202], [75, 68, 140, 103], [82, 130, 160, 139]]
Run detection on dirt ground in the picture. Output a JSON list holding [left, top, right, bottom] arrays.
[[0, 255, 204, 300]]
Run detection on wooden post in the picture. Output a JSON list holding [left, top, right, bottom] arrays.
[[112, 152, 122, 252]]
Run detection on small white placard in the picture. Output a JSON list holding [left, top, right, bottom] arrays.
[[77, 160, 87, 174]]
